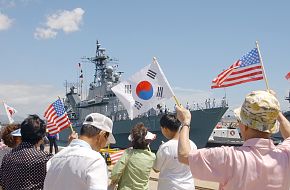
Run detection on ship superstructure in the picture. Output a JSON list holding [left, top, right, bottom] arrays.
[[62, 41, 228, 150]]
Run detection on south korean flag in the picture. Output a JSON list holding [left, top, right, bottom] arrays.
[[111, 58, 174, 119], [3, 102, 18, 124]]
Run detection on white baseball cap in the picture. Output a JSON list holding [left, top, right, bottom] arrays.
[[83, 113, 116, 144], [128, 131, 156, 142]]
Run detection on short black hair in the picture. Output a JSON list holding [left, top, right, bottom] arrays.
[[160, 114, 181, 132], [21, 115, 46, 145], [80, 124, 101, 137]]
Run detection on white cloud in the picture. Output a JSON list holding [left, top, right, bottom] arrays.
[[46, 8, 84, 33], [0, 13, 13, 31], [0, 83, 64, 118], [34, 8, 85, 40], [34, 27, 57, 40]]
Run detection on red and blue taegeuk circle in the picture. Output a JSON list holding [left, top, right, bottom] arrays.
[[136, 81, 153, 100]]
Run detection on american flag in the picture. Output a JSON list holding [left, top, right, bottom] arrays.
[[44, 99, 71, 135], [211, 48, 264, 89], [110, 150, 125, 165]]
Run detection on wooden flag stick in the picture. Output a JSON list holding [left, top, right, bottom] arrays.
[[153, 57, 158, 64], [173, 96, 181, 107], [152, 57, 181, 107], [255, 41, 270, 91], [68, 124, 74, 133], [58, 96, 74, 133]]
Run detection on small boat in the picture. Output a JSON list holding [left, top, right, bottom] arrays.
[[207, 117, 242, 147]]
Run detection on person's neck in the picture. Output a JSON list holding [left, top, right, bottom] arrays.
[[172, 132, 179, 140], [79, 136, 97, 150], [243, 128, 271, 141]]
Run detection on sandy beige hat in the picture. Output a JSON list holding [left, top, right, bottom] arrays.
[[234, 90, 280, 134]]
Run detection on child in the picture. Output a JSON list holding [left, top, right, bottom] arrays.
[[153, 114, 197, 190]]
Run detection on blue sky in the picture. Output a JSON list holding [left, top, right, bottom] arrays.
[[0, 0, 289, 118]]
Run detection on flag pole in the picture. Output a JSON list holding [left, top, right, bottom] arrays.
[[173, 96, 181, 107], [153, 57, 158, 64], [255, 41, 270, 91], [152, 57, 181, 106], [58, 96, 74, 133]]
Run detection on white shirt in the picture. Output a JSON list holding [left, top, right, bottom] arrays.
[[153, 139, 196, 190], [43, 139, 108, 190]]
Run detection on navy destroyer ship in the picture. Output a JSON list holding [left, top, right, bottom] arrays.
[[61, 41, 228, 150]]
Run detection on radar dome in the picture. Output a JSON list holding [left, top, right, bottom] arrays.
[[106, 66, 113, 73]]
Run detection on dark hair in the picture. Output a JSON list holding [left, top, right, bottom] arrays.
[[80, 124, 101, 137], [21, 114, 46, 145], [131, 123, 149, 149], [160, 114, 181, 132], [1, 124, 21, 148]]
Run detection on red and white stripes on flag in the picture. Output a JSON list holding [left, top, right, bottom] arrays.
[[211, 48, 264, 89], [44, 99, 71, 135], [110, 150, 125, 165]]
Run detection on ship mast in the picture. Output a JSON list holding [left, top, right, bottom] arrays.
[[89, 40, 108, 86], [286, 90, 290, 103]]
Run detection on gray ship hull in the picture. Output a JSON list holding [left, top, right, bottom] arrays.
[[60, 106, 228, 150]]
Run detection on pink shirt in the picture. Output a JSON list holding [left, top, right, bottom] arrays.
[[189, 138, 290, 190]]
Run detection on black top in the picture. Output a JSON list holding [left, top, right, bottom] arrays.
[[0, 142, 52, 190]]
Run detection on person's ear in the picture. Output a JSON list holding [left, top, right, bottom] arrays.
[[99, 131, 107, 138]]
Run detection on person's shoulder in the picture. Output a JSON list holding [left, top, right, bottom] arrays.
[[161, 139, 177, 148], [34, 149, 53, 161], [189, 140, 197, 150], [79, 147, 103, 159], [191, 146, 233, 157], [149, 151, 156, 159], [0, 147, 11, 154], [55, 146, 101, 159], [1, 147, 12, 160], [158, 140, 177, 153], [141, 149, 156, 158], [277, 137, 290, 149], [156, 142, 169, 153]]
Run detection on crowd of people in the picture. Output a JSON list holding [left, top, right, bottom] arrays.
[[0, 90, 289, 190]]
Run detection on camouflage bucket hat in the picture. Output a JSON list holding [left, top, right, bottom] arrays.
[[234, 90, 280, 134]]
